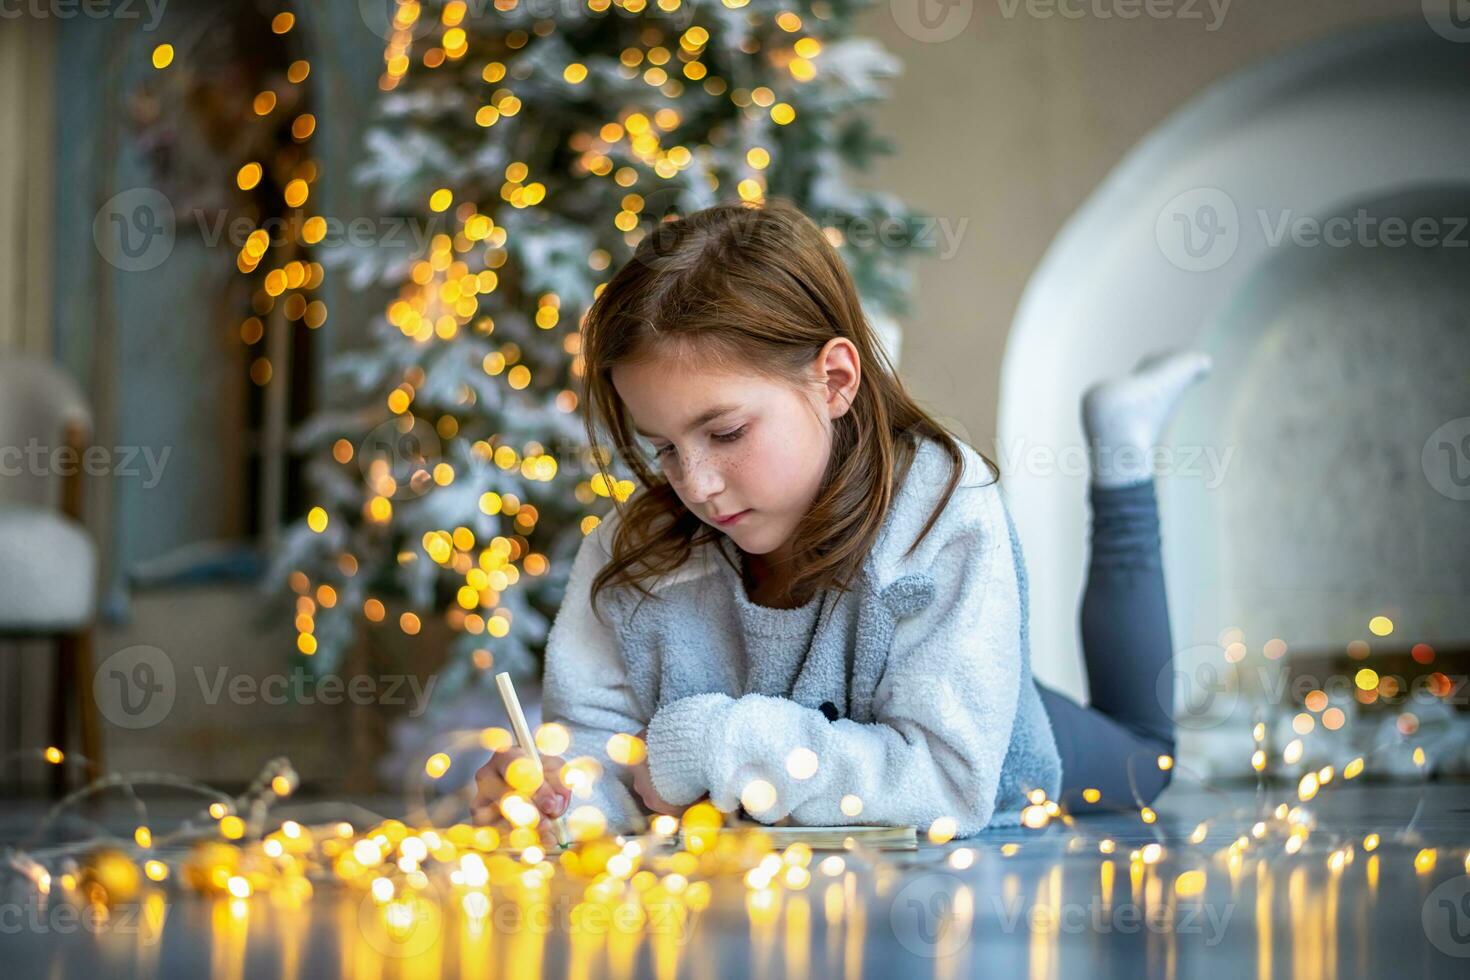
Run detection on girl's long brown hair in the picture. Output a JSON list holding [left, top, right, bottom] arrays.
[[578, 197, 998, 620]]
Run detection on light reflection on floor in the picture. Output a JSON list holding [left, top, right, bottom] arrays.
[[3, 781, 1469, 979]]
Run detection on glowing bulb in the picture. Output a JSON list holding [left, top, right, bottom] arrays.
[[785, 747, 819, 780], [740, 779, 777, 814], [927, 816, 958, 844]]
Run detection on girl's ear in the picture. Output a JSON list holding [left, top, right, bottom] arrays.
[[815, 337, 861, 420]]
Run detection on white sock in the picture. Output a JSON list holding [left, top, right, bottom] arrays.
[[1081, 349, 1213, 488]]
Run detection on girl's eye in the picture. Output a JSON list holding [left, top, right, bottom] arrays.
[[653, 426, 746, 459], [712, 425, 747, 444]]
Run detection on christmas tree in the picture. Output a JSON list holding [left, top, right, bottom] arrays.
[[272, 0, 937, 707]]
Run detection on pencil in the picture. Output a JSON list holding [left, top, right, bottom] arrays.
[[494, 671, 571, 849]]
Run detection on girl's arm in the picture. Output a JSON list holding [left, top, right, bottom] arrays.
[[540, 515, 651, 836], [643, 512, 1025, 837]]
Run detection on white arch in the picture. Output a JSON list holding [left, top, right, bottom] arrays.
[[998, 19, 1470, 701]]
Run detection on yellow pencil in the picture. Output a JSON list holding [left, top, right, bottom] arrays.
[[494, 671, 570, 848]]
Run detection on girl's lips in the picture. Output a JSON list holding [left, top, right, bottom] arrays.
[[712, 509, 750, 527]]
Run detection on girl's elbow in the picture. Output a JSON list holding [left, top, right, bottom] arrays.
[[944, 772, 999, 837], [944, 787, 999, 838]]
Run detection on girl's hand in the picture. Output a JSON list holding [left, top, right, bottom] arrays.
[[631, 727, 682, 816], [471, 747, 572, 848]]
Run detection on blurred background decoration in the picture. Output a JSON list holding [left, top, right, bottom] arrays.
[[0, 0, 934, 793]]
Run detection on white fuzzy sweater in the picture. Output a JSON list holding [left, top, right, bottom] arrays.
[[540, 434, 1062, 837]]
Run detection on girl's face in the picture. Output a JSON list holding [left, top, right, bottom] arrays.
[[611, 339, 859, 560]]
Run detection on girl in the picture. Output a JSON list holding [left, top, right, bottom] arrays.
[[472, 199, 1210, 841]]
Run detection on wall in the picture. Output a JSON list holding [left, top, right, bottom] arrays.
[[855, 0, 1432, 460], [0, 16, 56, 354]]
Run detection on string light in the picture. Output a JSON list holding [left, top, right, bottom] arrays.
[[4, 720, 1460, 966]]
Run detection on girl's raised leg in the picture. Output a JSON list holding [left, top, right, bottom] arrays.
[[1037, 349, 1212, 812]]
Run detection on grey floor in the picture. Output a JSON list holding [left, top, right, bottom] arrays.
[[1, 779, 1469, 978]]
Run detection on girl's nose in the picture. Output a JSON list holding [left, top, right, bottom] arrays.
[[679, 452, 724, 501]]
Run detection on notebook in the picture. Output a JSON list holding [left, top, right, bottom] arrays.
[[712, 819, 918, 851]]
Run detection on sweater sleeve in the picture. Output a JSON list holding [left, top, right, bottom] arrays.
[[540, 512, 651, 837], [643, 506, 1024, 838]]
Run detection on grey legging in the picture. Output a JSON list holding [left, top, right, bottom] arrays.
[[1036, 479, 1176, 811]]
